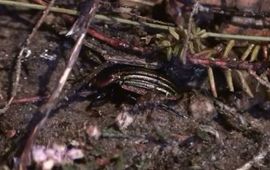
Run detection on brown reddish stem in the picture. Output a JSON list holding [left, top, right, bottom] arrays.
[[187, 54, 268, 73], [87, 28, 145, 53], [31, 1, 268, 74], [32, 0, 146, 54], [0, 95, 49, 106]]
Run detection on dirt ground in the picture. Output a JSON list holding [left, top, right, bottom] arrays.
[[0, 1, 269, 170]]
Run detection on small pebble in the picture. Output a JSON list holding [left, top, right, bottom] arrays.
[[189, 93, 215, 122], [116, 111, 134, 129], [86, 125, 101, 140]]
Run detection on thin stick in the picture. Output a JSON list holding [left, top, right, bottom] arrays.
[[0, 0, 56, 114], [180, 0, 199, 64], [236, 143, 270, 170], [0, 0, 175, 31], [121, 0, 156, 6], [237, 70, 254, 97], [0, 95, 49, 106], [187, 54, 266, 72], [2, 0, 270, 42], [201, 32, 270, 42], [17, 1, 101, 169], [249, 70, 270, 89], [0, 0, 77, 15]]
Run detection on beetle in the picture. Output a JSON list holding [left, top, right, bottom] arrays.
[[83, 51, 209, 114], [86, 61, 198, 117], [88, 64, 179, 104]]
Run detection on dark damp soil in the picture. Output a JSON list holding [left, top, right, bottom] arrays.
[[0, 1, 269, 170]]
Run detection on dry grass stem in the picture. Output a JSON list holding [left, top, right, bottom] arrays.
[[0, 0, 56, 114]]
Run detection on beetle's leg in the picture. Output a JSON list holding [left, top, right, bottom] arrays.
[[130, 97, 184, 117], [128, 92, 184, 117], [87, 90, 110, 108]]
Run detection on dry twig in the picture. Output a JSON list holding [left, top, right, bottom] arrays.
[[236, 142, 270, 170], [15, 1, 101, 169], [249, 70, 270, 89], [0, 0, 56, 114]]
